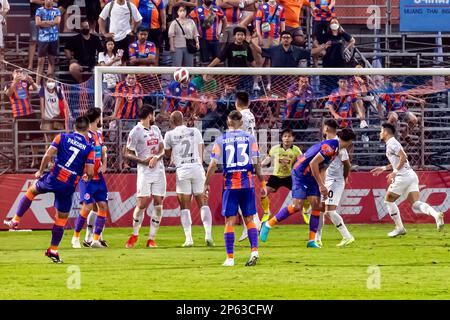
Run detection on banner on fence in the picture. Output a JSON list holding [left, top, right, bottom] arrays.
[[0, 172, 449, 230]]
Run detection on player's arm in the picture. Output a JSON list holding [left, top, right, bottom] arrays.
[[310, 153, 328, 199], [149, 142, 165, 168], [124, 148, 150, 165], [253, 157, 267, 197], [388, 148, 407, 178], [199, 143, 205, 164], [261, 155, 272, 167], [204, 158, 217, 197], [371, 163, 392, 176], [36, 145, 57, 178], [343, 159, 351, 180], [99, 145, 108, 174]]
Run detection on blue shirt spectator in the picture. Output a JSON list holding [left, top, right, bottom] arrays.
[[36, 5, 61, 43]]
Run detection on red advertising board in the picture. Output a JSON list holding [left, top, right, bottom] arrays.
[[0, 171, 449, 230]]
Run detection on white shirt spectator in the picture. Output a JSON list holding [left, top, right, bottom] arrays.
[[0, 0, 10, 48], [98, 52, 122, 88], [99, 1, 142, 42]]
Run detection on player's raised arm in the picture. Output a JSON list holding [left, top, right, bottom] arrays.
[[310, 153, 327, 199], [36, 135, 59, 178]]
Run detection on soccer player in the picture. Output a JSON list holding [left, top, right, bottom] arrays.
[[164, 111, 214, 247], [260, 128, 356, 248], [371, 123, 444, 237], [4, 116, 94, 263], [204, 110, 267, 266], [234, 91, 261, 242], [260, 128, 311, 225], [315, 119, 355, 247], [124, 105, 166, 248], [71, 108, 109, 249]]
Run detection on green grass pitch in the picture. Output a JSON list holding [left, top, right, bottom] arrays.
[[1, 224, 449, 300]]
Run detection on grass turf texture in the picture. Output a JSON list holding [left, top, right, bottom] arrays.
[[1, 224, 449, 300]]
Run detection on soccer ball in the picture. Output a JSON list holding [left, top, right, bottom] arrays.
[[174, 67, 190, 83]]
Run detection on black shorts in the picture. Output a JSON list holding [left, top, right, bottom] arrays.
[[267, 175, 292, 191], [38, 41, 58, 57], [17, 113, 41, 142], [148, 28, 162, 47]]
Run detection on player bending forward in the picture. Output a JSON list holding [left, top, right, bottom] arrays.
[[204, 111, 267, 266], [260, 128, 356, 248], [125, 106, 166, 248], [371, 123, 444, 237], [4, 116, 94, 263], [72, 108, 109, 248], [315, 119, 355, 247], [164, 111, 214, 247]]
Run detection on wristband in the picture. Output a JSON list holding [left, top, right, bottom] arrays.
[[393, 169, 398, 173]]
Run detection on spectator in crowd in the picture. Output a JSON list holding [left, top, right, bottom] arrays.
[[112, 73, 143, 120], [99, 38, 123, 91], [5, 69, 40, 168], [317, 17, 355, 68], [349, 64, 370, 128], [189, 0, 227, 65], [208, 27, 255, 91], [0, 0, 10, 62], [216, 0, 253, 47], [99, 0, 143, 62], [255, 0, 285, 49], [64, 19, 103, 83], [325, 76, 357, 128], [35, 0, 61, 86], [28, 0, 44, 71], [208, 27, 255, 68], [57, 0, 73, 32], [39, 76, 68, 146], [250, 30, 328, 67], [278, 0, 309, 45], [132, 0, 166, 63], [282, 75, 315, 131], [164, 72, 198, 115], [168, 5, 199, 67], [309, 0, 336, 40], [378, 76, 425, 140], [86, 0, 103, 33], [128, 27, 157, 66]]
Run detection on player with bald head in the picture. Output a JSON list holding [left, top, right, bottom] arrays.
[[164, 111, 214, 247]]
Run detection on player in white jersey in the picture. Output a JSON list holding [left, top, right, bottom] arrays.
[[124, 105, 166, 248], [371, 123, 444, 237], [315, 119, 354, 247], [234, 91, 261, 241], [164, 111, 214, 247]]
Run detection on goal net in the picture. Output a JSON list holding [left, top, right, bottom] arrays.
[[59, 67, 450, 227]]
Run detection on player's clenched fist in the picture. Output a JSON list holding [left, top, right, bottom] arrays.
[[148, 156, 159, 168], [319, 184, 328, 199], [35, 170, 43, 179]]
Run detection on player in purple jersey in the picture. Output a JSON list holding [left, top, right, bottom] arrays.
[[260, 128, 355, 248], [4, 116, 94, 263], [204, 110, 267, 267], [72, 108, 110, 249]]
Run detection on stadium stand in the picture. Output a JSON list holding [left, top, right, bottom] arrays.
[[0, 0, 449, 174]]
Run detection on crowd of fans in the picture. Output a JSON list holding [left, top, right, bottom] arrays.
[[2, 0, 427, 169]]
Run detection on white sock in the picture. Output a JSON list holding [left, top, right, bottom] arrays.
[[149, 205, 163, 240], [328, 210, 352, 239], [412, 201, 440, 219], [200, 206, 212, 240], [385, 201, 404, 229], [132, 207, 145, 236], [316, 212, 325, 242], [180, 209, 193, 242], [85, 210, 96, 242]]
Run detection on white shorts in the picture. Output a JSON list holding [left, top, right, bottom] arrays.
[[324, 178, 345, 207], [388, 171, 420, 196], [136, 173, 166, 197], [176, 165, 205, 195]]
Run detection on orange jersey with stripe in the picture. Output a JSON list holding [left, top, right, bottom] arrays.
[[113, 81, 144, 119], [6, 81, 34, 118], [132, 0, 165, 29]]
